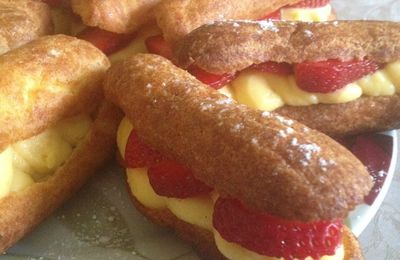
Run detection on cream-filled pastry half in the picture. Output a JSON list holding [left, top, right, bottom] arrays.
[[0, 114, 91, 198], [174, 20, 400, 136], [0, 35, 121, 252], [104, 54, 369, 260]]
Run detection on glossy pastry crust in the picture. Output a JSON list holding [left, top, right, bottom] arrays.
[[104, 54, 372, 222], [174, 20, 400, 74], [155, 0, 298, 45], [132, 194, 364, 260], [0, 0, 53, 55], [0, 101, 122, 252], [0, 34, 110, 151], [71, 0, 161, 33]]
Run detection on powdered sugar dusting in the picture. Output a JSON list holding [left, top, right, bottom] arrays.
[[278, 130, 288, 138], [232, 22, 240, 28], [231, 123, 244, 132], [200, 101, 213, 111], [258, 20, 280, 32], [289, 140, 322, 166], [48, 49, 61, 57], [286, 127, 294, 134], [261, 111, 271, 118], [299, 143, 321, 160], [251, 138, 259, 146], [216, 97, 234, 105], [278, 127, 294, 138], [319, 158, 337, 172], [304, 29, 313, 37], [276, 115, 294, 126]]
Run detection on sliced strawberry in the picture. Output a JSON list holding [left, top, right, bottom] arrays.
[[148, 160, 213, 198], [351, 135, 391, 205], [294, 60, 380, 93], [78, 27, 136, 55], [125, 131, 164, 168], [288, 0, 330, 8], [145, 35, 173, 60], [249, 61, 293, 76], [213, 198, 343, 259], [188, 66, 236, 89], [258, 9, 282, 21]]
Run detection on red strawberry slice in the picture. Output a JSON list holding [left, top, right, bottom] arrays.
[[288, 0, 330, 8], [145, 35, 173, 60], [249, 61, 293, 76], [213, 198, 343, 259], [294, 60, 380, 93], [351, 135, 391, 205], [125, 131, 164, 168], [78, 27, 136, 55], [148, 160, 213, 198], [258, 9, 282, 21], [188, 66, 236, 89]]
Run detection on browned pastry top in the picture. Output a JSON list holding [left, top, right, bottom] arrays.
[[0, 0, 53, 55], [0, 34, 110, 151], [71, 0, 161, 33], [104, 54, 372, 222], [174, 20, 400, 74], [155, 0, 298, 45]]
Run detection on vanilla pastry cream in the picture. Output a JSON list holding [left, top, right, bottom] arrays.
[[223, 61, 400, 112], [117, 118, 344, 260], [0, 114, 92, 198], [281, 4, 333, 22]]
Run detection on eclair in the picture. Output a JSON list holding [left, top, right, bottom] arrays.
[[104, 53, 371, 259], [156, 0, 335, 45], [0, 35, 121, 252], [0, 0, 53, 55], [66, 0, 334, 62], [173, 20, 400, 137]]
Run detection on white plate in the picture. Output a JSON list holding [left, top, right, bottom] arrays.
[[347, 131, 398, 237]]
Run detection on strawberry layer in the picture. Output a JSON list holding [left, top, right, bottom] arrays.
[[218, 61, 400, 112], [117, 118, 345, 260]]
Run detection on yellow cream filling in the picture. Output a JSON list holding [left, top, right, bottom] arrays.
[[109, 25, 161, 64], [117, 118, 344, 260], [0, 114, 92, 198], [224, 61, 400, 112], [281, 4, 333, 22]]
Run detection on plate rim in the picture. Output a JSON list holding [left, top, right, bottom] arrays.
[[347, 130, 398, 237]]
